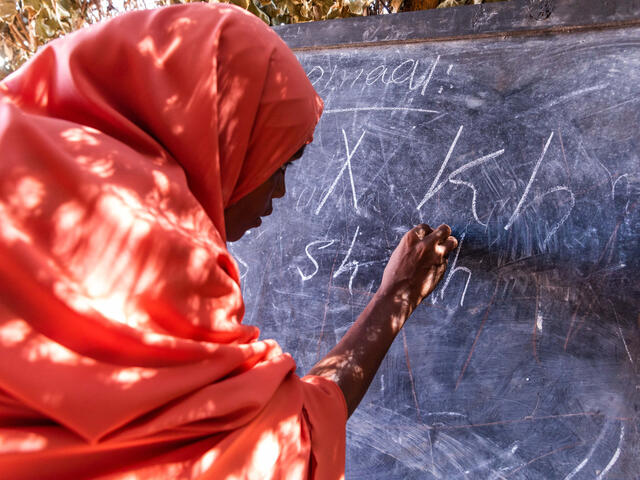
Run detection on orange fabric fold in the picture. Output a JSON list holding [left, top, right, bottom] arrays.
[[0, 4, 346, 479]]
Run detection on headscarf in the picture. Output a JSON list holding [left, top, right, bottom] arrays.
[[0, 4, 346, 479]]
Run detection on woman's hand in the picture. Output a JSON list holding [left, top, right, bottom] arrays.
[[309, 223, 458, 417], [378, 224, 458, 318]]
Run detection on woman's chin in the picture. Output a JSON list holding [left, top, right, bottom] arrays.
[[228, 219, 262, 243], [226, 230, 242, 242]]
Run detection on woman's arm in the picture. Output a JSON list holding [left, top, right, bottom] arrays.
[[308, 223, 457, 417]]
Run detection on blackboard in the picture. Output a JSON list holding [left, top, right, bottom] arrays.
[[231, 1, 640, 478]]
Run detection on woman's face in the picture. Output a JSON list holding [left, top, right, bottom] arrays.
[[224, 147, 305, 242]]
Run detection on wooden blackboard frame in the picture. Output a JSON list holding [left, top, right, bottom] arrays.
[[274, 0, 640, 51]]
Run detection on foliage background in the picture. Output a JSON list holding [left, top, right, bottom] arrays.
[[0, 0, 504, 79]]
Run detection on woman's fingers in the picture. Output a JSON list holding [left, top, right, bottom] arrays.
[[444, 235, 458, 253], [431, 224, 452, 243], [380, 223, 458, 314], [428, 225, 457, 259], [410, 223, 433, 242], [409, 223, 457, 259]]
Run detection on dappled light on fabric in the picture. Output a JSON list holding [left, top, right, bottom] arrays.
[[0, 431, 48, 453], [0, 3, 345, 479]]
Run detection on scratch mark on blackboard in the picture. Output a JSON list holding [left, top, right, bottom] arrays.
[[324, 106, 440, 114], [596, 423, 624, 480], [459, 442, 518, 480], [401, 328, 437, 477], [401, 329, 422, 420], [330, 284, 376, 298], [563, 306, 579, 351], [427, 411, 466, 418], [532, 281, 541, 363], [563, 420, 611, 480], [247, 250, 273, 327], [231, 251, 249, 282], [507, 442, 582, 477], [455, 281, 499, 390], [596, 219, 622, 266], [585, 94, 640, 117], [579, 140, 613, 191], [542, 84, 607, 111], [492, 254, 539, 273], [437, 411, 600, 431], [524, 393, 541, 420], [557, 130, 571, 182], [610, 301, 633, 364], [569, 286, 599, 342], [504, 131, 554, 231], [348, 406, 436, 473], [422, 112, 448, 127]]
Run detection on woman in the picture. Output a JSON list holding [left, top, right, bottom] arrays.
[[0, 3, 457, 479]]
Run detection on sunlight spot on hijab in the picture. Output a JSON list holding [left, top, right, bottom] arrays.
[[61, 127, 100, 146], [77, 154, 115, 178], [0, 431, 48, 453], [193, 449, 219, 478], [106, 367, 158, 389], [8, 176, 45, 212], [50, 190, 169, 332], [0, 319, 30, 347], [142, 332, 180, 348], [0, 204, 32, 245], [91, 294, 153, 330], [187, 294, 201, 311], [187, 247, 209, 284], [137, 36, 183, 69], [168, 15, 195, 32], [24, 335, 95, 366], [33, 78, 49, 108], [152, 170, 170, 196], [246, 429, 280, 479]]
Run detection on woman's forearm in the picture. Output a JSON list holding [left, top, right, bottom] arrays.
[[307, 224, 457, 418], [308, 290, 410, 417]]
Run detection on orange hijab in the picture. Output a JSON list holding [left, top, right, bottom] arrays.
[[0, 4, 345, 479]]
